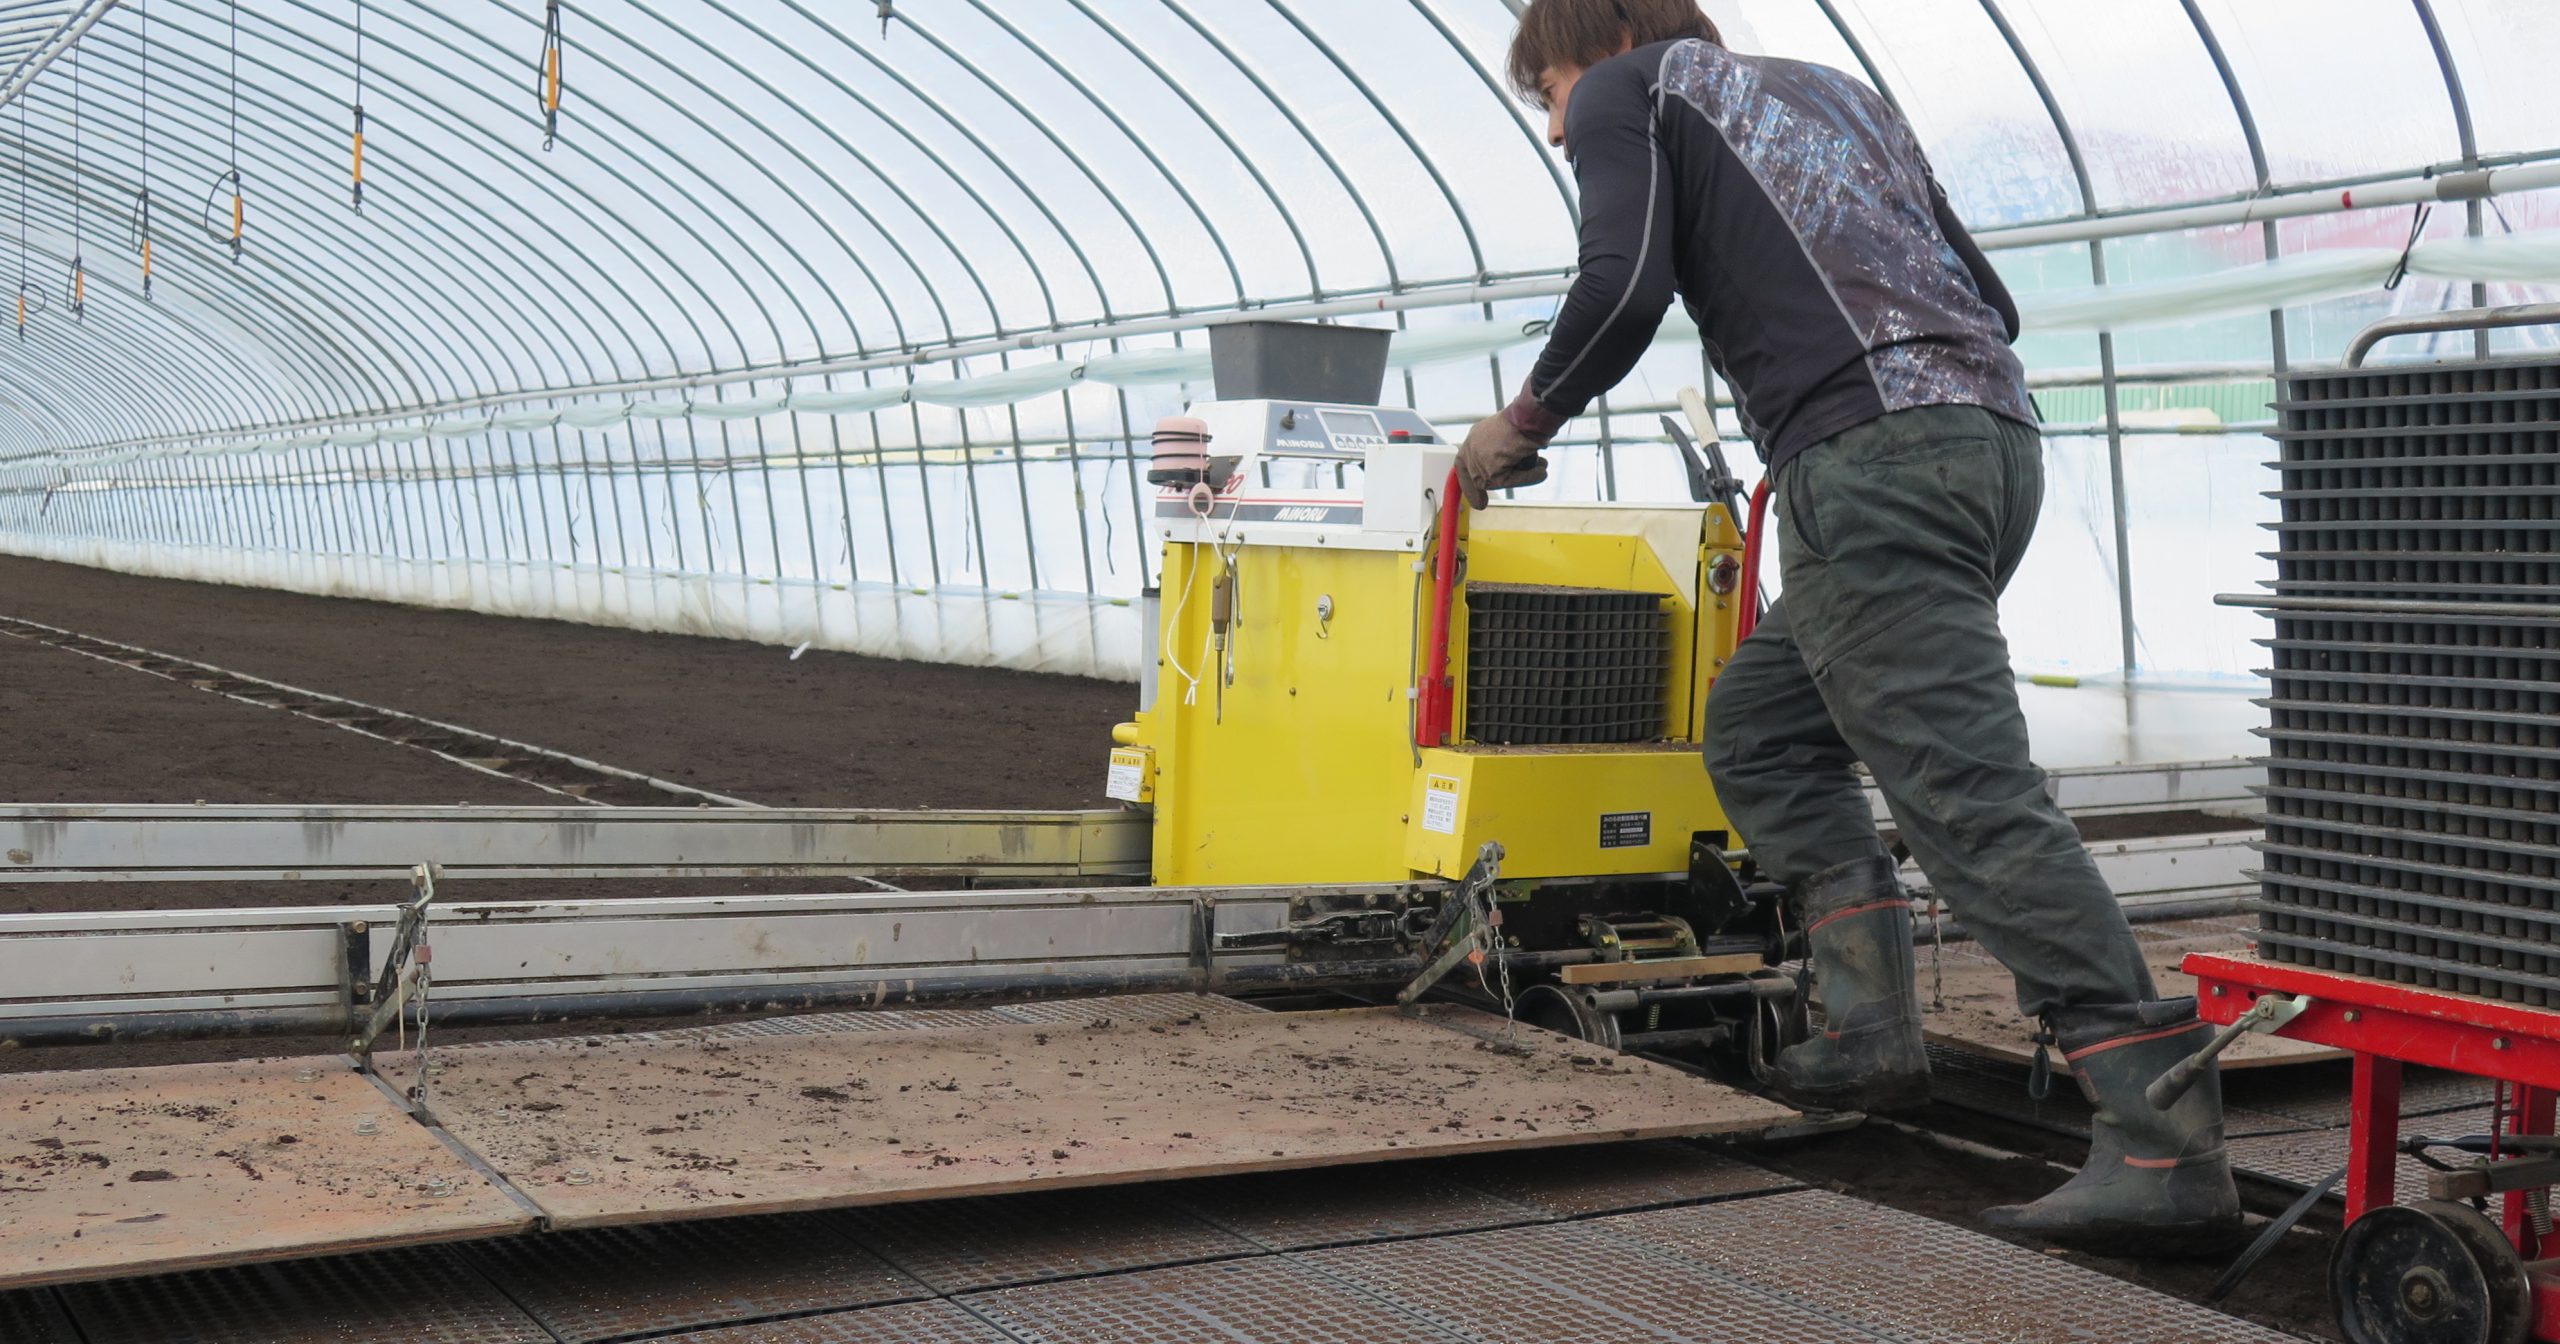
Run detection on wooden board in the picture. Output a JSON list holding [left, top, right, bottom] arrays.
[[0, 1055, 532, 1289], [1909, 917, 2344, 1069], [1559, 953, 1763, 985], [404, 1004, 1794, 1229]]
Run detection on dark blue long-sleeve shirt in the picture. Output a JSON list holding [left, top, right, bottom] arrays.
[[1505, 39, 2031, 472]]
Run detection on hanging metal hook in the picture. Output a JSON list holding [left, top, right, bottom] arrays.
[[202, 169, 245, 263], [535, 0, 564, 151]]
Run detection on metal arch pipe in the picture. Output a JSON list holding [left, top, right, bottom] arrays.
[[597, 0, 959, 351], [238, 0, 757, 395], [0, 0, 121, 111], [957, 0, 1247, 310], [57, 3, 508, 413], [684, 0, 1056, 339], [25, 30, 512, 418], [423, 0, 804, 373], [2411, 0, 2490, 357], [18, 35, 498, 420], [1260, 3, 1490, 276], [4, 64, 441, 427], [1976, 0, 2137, 681], [244, 0, 724, 389], [1408, 0, 1581, 233], [1808, 0, 1911, 122], [773, 0, 1107, 333], [148, 0, 650, 400], [2177, 0, 2288, 373], [882, 12, 1180, 320], [2, 82, 395, 429], [0, 174, 321, 445], [1053, 0, 1319, 303], [546, 3, 890, 354], [1153, 0, 1403, 290]]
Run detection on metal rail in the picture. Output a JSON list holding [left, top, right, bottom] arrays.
[[0, 803, 1150, 883], [0, 879, 1420, 1045], [2345, 301, 2560, 368]]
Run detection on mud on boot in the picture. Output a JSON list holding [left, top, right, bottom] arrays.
[[1767, 854, 1930, 1114], [1983, 998, 2245, 1255]]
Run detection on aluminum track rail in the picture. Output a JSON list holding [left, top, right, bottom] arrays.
[[0, 803, 1152, 883], [0, 881, 1420, 1046]]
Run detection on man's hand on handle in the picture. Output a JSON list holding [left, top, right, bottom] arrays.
[[1457, 413, 1551, 509]]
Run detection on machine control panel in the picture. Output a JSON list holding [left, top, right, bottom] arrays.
[[1156, 399, 1457, 553]]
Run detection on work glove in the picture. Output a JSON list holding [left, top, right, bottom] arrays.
[[1456, 413, 1551, 509]]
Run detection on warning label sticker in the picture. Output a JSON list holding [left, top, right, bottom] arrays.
[[1599, 811, 1652, 849], [1105, 749, 1147, 803], [1422, 775, 1461, 835]]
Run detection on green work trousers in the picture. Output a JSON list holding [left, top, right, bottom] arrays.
[[1702, 403, 2154, 1017]]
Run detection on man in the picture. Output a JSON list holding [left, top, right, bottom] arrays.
[[1462, 0, 2240, 1253]]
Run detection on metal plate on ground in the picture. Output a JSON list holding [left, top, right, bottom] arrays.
[[1427, 1139, 1799, 1217], [0, 1056, 531, 1289], [57, 1245, 550, 1344], [462, 1213, 926, 1342], [991, 993, 1262, 1026], [405, 1005, 1794, 1229], [1912, 917, 2342, 1069], [834, 1186, 1255, 1292], [653, 1300, 1018, 1344], [1304, 1219, 1898, 1342], [966, 1256, 1467, 1344], [1160, 1162, 1545, 1249], [1598, 1189, 2302, 1343]]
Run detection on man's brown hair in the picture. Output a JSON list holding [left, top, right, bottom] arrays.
[[1507, 0, 1722, 105]]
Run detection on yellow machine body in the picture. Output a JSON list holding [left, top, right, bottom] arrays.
[[1111, 398, 1747, 888]]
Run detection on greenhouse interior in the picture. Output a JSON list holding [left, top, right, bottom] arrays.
[[2, 2, 2558, 1342]]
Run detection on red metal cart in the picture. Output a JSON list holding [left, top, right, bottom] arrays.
[[2189, 950, 2560, 1343]]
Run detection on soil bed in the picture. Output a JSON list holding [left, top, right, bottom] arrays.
[[0, 555, 1133, 811]]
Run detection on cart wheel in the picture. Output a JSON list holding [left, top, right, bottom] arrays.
[[1516, 984, 1620, 1050], [2331, 1200, 2530, 1344]]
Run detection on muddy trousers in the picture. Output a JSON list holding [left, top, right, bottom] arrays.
[[1703, 404, 2153, 1017]]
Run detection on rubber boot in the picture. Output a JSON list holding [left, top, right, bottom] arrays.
[[1982, 999, 2245, 1254], [1767, 855, 1930, 1114]]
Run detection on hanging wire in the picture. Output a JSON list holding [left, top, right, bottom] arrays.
[[65, 42, 84, 320], [353, 1, 366, 197], [204, 0, 244, 261], [129, 0, 154, 299], [535, 1, 563, 151]]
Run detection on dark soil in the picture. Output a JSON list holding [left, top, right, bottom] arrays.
[[1755, 1111, 2340, 1341], [0, 628, 546, 808], [0, 554, 1133, 811]]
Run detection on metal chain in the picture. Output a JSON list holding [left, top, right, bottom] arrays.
[[1466, 877, 1518, 1037]]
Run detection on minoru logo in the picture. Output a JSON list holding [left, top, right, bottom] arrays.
[[1270, 506, 1329, 523]]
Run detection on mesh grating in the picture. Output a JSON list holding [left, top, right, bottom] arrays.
[[1303, 1219, 1897, 1343], [2222, 1107, 2499, 1203], [0, 1290, 79, 1344], [1159, 1162, 1545, 1250], [462, 1213, 925, 1343], [964, 1255, 1466, 1344], [58, 1245, 551, 1344], [1597, 1190, 2301, 1343], [650, 1300, 1017, 1344], [833, 1187, 1256, 1293], [1427, 1140, 1797, 1217], [2256, 357, 2560, 1004], [1463, 583, 1669, 745]]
